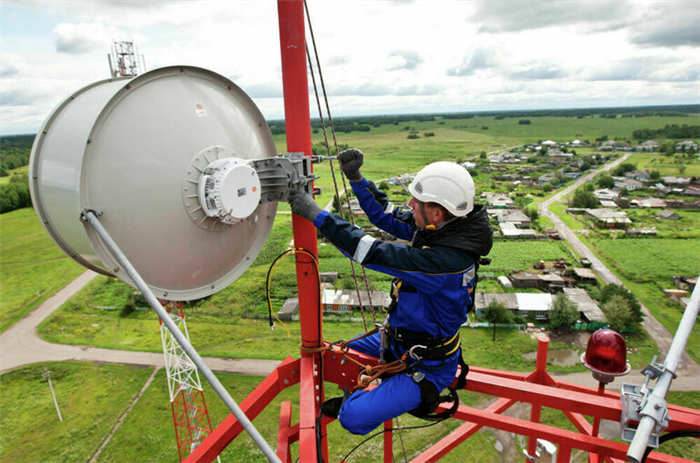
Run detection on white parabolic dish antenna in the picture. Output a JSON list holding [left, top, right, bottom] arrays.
[[29, 66, 278, 300]]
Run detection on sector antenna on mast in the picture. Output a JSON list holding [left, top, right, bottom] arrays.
[[108, 40, 146, 78]]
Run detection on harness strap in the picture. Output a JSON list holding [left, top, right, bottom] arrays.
[[392, 327, 461, 361]]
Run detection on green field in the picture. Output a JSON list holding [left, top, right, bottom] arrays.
[[0, 362, 155, 463], [0, 208, 84, 333], [0, 361, 499, 463], [2, 361, 696, 462], [624, 152, 700, 176], [596, 238, 699, 280], [286, 114, 699, 206]]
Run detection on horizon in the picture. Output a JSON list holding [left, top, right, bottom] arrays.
[[1, 102, 699, 138], [1, 1, 698, 136]]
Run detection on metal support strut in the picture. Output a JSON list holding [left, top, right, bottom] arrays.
[[80, 209, 282, 463], [626, 276, 700, 463]]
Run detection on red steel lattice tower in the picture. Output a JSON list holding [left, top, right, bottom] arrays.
[[160, 300, 215, 462]]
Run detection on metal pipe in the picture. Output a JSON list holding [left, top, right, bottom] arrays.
[[627, 276, 700, 463], [82, 210, 282, 463]]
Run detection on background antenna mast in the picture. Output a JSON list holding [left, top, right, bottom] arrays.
[[108, 40, 146, 78]]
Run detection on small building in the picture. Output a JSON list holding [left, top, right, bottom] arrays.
[[585, 208, 632, 228], [653, 183, 671, 195], [278, 298, 299, 321], [613, 177, 643, 191], [661, 176, 691, 186], [630, 197, 666, 208], [624, 170, 650, 181], [562, 288, 606, 326], [566, 268, 598, 286], [499, 222, 537, 239], [516, 293, 554, 321], [538, 173, 557, 185], [594, 189, 619, 201], [484, 192, 515, 209], [322, 289, 391, 313], [641, 140, 660, 152], [658, 210, 681, 220], [675, 140, 698, 151], [499, 210, 531, 228], [388, 173, 414, 185]]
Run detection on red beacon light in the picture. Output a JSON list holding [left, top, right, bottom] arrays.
[[581, 329, 631, 383]]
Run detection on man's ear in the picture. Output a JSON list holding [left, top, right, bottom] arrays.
[[431, 206, 445, 225]]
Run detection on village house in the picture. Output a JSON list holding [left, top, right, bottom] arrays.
[[538, 173, 557, 185], [630, 197, 666, 208], [387, 173, 414, 185], [652, 183, 671, 195], [641, 140, 660, 152], [658, 210, 681, 220], [684, 187, 700, 197], [321, 289, 391, 313], [585, 208, 632, 228], [547, 149, 575, 163], [661, 175, 691, 186], [564, 268, 598, 287], [496, 173, 521, 182], [483, 192, 515, 209], [613, 177, 643, 191], [499, 222, 537, 239], [593, 189, 619, 202], [562, 288, 607, 326], [675, 140, 698, 151], [498, 209, 531, 228], [624, 170, 650, 181]]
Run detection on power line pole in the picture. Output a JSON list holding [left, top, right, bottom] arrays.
[[42, 368, 63, 421]]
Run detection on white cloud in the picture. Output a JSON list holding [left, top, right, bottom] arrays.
[[446, 48, 499, 77], [386, 50, 423, 71], [53, 22, 113, 54], [0, 0, 697, 135]]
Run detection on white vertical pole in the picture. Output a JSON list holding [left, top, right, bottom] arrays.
[[43, 369, 63, 422]]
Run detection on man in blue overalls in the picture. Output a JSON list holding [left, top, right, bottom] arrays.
[[288, 148, 493, 435]]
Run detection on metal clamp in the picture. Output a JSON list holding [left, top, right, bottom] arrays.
[[250, 152, 319, 204]]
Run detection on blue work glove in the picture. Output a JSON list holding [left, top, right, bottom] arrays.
[[338, 148, 364, 181], [288, 189, 322, 222]]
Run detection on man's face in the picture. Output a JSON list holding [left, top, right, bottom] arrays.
[[409, 197, 438, 229]]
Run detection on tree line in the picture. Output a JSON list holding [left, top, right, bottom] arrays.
[[632, 124, 700, 141]]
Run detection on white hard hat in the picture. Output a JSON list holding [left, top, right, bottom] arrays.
[[408, 162, 475, 216]]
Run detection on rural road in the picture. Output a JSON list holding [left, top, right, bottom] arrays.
[[0, 270, 281, 376], [540, 153, 699, 376], [1, 152, 697, 389]]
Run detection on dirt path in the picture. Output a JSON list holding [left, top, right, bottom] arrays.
[[540, 154, 700, 376], [0, 270, 281, 376]]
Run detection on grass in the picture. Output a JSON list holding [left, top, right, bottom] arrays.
[[102, 370, 499, 463], [578, 235, 700, 364], [0, 208, 84, 333], [2, 361, 696, 462], [0, 362, 155, 463], [485, 241, 574, 274], [624, 152, 700, 177], [0, 361, 499, 463], [595, 238, 699, 280]]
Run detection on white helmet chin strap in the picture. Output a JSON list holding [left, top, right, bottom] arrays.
[[417, 201, 457, 231]]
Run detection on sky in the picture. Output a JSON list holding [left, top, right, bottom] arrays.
[[1, 0, 699, 135]]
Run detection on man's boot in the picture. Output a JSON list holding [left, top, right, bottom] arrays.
[[320, 397, 344, 419]]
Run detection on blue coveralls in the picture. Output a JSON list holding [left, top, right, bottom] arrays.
[[312, 177, 479, 435]]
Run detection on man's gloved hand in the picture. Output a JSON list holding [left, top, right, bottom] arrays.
[[288, 189, 322, 222], [338, 148, 364, 181]]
